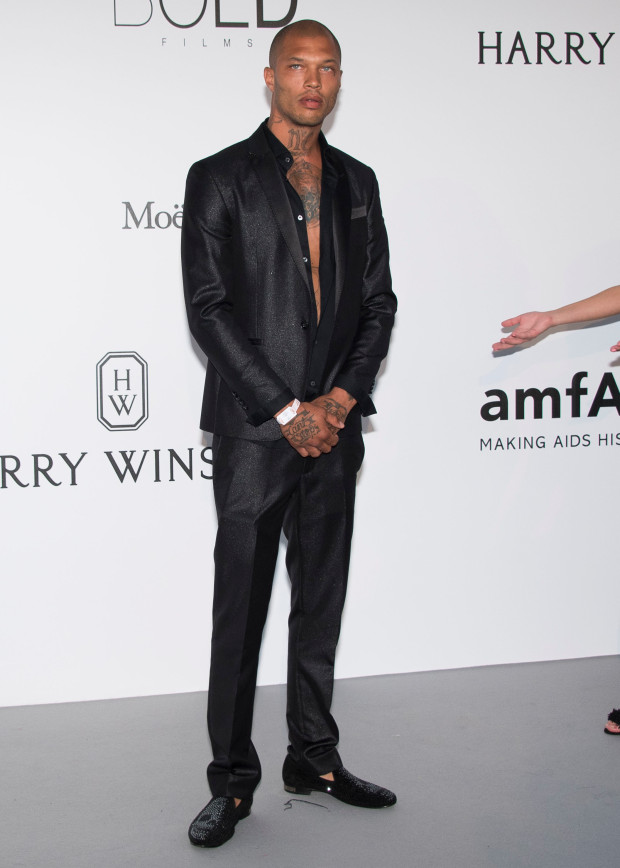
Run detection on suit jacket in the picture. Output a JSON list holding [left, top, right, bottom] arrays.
[[181, 124, 397, 440]]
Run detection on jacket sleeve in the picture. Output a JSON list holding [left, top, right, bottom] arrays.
[[333, 171, 397, 414], [181, 161, 294, 426]]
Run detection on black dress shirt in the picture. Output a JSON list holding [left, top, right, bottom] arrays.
[[263, 123, 337, 402]]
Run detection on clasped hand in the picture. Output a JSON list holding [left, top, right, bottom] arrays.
[[280, 393, 349, 458]]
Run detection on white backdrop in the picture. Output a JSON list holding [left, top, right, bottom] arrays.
[[2, 0, 620, 707]]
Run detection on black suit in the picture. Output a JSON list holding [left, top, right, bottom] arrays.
[[182, 124, 396, 798]]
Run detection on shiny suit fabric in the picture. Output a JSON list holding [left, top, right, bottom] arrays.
[[181, 125, 396, 798]]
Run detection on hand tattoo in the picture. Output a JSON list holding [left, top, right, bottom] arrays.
[[284, 409, 320, 446], [314, 397, 347, 425]]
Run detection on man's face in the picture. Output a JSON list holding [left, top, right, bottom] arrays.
[[264, 33, 342, 129]]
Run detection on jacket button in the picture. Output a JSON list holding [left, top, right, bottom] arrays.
[[300, 320, 309, 329]]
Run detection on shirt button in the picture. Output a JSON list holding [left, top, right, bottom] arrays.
[[310, 380, 316, 387], [285, 157, 291, 163], [297, 214, 303, 221], [300, 320, 309, 329], [303, 256, 308, 263]]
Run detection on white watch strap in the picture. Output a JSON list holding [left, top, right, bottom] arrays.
[[276, 398, 300, 426]]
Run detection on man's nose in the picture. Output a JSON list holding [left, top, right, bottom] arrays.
[[304, 70, 320, 87]]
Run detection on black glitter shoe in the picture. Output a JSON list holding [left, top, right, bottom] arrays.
[[282, 756, 397, 808], [188, 795, 252, 847], [604, 708, 620, 735]]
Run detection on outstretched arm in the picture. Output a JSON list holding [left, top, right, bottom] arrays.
[[492, 285, 620, 352]]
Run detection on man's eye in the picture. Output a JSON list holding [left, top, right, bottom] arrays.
[[321, 67, 335, 73]]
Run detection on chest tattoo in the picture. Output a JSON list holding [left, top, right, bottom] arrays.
[[287, 159, 322, 226], [286, 129, 323, 318], [286, 129, 322, 227]]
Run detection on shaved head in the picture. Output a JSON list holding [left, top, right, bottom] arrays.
[[268, 19, 341, 69]]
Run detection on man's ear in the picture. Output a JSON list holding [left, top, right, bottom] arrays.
[[264, 67, 274, 92]]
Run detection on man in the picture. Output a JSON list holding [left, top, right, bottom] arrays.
[[181, 19, 397, 848]]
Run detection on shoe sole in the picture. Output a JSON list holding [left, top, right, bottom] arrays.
[[283, 781, 396, 808], [284, 782, 313, 795]]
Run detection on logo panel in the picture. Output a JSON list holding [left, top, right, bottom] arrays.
[[113, 0, 297, 29], [96, 351, 149, 431]]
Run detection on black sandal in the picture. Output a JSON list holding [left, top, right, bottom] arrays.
[[604, 708, 620, 735]]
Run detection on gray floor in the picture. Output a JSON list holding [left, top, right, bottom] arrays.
[[2, 658, 620, 868]]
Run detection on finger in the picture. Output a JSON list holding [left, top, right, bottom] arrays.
[[312, 430, 339, 447], [611, 342, 620, 352], [320, 435, 336, 452], [500, 316, 521, 328], [492, 336, 523, 351], [326, 414, 345, 429]]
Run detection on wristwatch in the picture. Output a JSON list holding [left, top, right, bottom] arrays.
[[276, 398, 300, 426]]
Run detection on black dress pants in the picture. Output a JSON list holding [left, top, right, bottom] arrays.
[[206, 429, 364, 799]]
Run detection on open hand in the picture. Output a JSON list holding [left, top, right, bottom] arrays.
[[492, 311, 554, 351]]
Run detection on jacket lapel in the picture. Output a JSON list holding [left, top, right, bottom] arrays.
[[331, 157, 351, 313]]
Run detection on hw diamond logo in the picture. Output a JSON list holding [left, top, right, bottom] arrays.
[[96, 352, 149, 431]]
